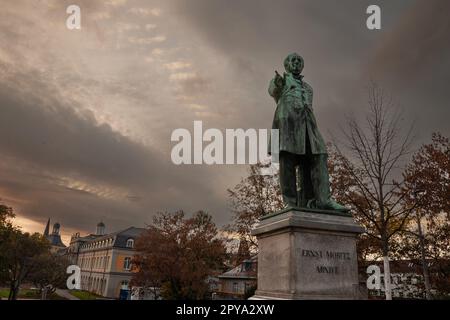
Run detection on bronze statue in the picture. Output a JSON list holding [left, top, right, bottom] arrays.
[[269, 53, 347, 212]]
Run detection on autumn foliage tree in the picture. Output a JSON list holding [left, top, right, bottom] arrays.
[[226, 162, 283, 252], [395, 133, 450, 298], [132, 210, 226, 300], [402, 133, 450, 213]]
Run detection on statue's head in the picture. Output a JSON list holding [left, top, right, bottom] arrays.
[[284, 53, 304, 75]]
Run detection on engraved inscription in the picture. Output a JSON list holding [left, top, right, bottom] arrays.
[[297, 249, 352, 275]]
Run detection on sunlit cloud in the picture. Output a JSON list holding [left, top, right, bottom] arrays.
[[105, 0, 128, 7], [169, 72, 198, 81], [151, 48, 165, 55], [128, 35, 166, 45], [117, 22, 140, 32], [188, 103, 207, 110], [128, 7, 162, 17], [164, 61, 192, 71], [145, 24, 157, 30], [56, 177, 130, 201]]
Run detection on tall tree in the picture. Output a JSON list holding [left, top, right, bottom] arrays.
[[332, 83, 414, 300], [0, 203, 16, 286], [397, 133, 450, 299], [402, 133, 450, 214], [227, 162, 283, 252], [2, 230, 50, 300], [132, 210, 226, 300], [0, 202, 52, 300]]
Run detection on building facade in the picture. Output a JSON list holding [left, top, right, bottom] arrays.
[[67, 223, 145, 299]]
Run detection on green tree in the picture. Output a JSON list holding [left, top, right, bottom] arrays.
[[5, 231, 50, 300], [28, 253, 69, 300], [0, 203, 51, 300], [0, 203, 16, 285]]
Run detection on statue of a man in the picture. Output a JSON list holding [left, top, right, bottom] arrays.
[[269, 53, 347, 212]]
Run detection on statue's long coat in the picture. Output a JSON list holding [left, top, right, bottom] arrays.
[[268, 73, 327, 155]]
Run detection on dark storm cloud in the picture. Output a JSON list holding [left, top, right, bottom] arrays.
[[365, 0, 450, 138], [368, 0, 450, 80], [168, 0, 449, 136], [1, 0, 449, 240], [0, 66, 226, 233], [0, 73, 160, 189], [0, 1, 233, 236]]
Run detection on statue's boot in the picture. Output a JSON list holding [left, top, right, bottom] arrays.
[[318, 199, 349, 213]]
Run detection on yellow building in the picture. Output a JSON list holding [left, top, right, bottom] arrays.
[[68, 223, 145, 299]]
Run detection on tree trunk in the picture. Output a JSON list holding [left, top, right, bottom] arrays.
[[8, 282, 14, 300], [9, 281, 19, 300], [417, 218, 432, 299], [381, 235, 392, 300], [41, 287, 47, 300], [383, 256, 392, 300]]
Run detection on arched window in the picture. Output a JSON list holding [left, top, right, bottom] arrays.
[[126, 238, 134, 248]]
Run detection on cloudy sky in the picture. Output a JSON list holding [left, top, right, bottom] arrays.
[[1, 0, 449, 244]]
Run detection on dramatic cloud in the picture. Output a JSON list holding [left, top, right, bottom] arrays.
[[0, 0, 448, 243]]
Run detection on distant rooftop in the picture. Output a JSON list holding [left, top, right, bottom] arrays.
[[219, 255, 257, 280], [78, 227, 146, 250]]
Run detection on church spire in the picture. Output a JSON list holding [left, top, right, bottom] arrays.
[[43, 218, 50, 237]]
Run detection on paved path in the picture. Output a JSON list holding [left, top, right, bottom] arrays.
[[55, 289, 80, 300]]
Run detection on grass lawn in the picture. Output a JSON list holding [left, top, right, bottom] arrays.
[[0, 288, 67, 300], [69, 290, 103, 300]]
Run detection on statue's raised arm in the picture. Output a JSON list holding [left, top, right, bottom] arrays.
[[268, 71, 285, 103]]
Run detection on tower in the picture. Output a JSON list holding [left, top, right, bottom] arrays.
[[44, 220, 66, 251], [52, 222, 61, 235], [43, 218, 50, 237], [96, 221, 105, 235]]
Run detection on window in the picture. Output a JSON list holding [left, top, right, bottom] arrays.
[[126, 238, 134, 248], [232, 282, 239, 293], [121, 281, 129, 289], [123, 257, 132, 270], [243, 261, 252, 271]]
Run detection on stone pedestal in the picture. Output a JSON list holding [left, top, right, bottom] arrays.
[[250, 208, 365, 300]]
